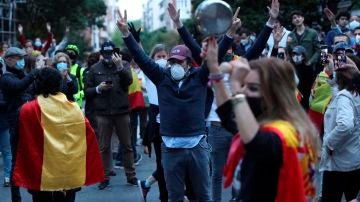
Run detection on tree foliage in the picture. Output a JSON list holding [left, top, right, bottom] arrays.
[[16, 0, 106, 47], [191, 0, 358, 34], [112, 21, 180, 54]]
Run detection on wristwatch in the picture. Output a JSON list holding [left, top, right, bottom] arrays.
[[231, 93, 246, 105]]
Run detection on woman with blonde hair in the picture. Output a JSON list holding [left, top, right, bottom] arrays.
[[205, 37, 320, 201], [52, 52, 78, 101]]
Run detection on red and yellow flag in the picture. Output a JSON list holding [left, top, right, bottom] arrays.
[[128, 70, 145, 110], [262, 120, 316, 202], [223, 120, 316, 201], [13, 93, 104, 191]]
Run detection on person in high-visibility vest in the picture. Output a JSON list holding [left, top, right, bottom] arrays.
[[65, 44, 85, 107]]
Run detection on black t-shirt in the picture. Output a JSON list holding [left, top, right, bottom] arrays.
[[215, 100, 283, 201], [238, 130, 283, 202]]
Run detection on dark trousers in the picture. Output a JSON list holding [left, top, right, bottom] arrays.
[[148, 122, 196, 201], [162, 137, 211, 202], [152, 133, 168, 201], [322, 169, 360, 202], [8, 112, 21, 202], [96, 114, 136, 181], [30, 190, 76, 202], [130, 107, 148, 140], [116, 108, 148, 161]]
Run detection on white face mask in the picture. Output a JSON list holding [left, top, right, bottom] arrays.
[[348, 20, 360, 31], [355, 35, 360, 45], [292, 55, 303, 65], [155, 59, 167, 68], [170, 64, 186, 81], [240, 39, 249, 46]]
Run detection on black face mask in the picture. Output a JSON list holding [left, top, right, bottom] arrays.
[[67, 52, 77, 62], [224, 53, 233, 62], [102, 54, 113, 66], [246, 96, 264, 117]]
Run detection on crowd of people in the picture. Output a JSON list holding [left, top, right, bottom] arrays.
[[0, 0, 360, 201]]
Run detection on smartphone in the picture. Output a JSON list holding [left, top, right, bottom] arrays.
[[320, 45, 329, 66], [333, 50, 347, 71], [114, 48, 120, 55], [105, 80, 113, 85], [277, 52, 285, 60]]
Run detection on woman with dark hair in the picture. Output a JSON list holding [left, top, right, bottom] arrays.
[[206, 37, 320, 201], [319, 58, 360, 202], [12, 67, 104, 202], [52, 52, 78, 102]]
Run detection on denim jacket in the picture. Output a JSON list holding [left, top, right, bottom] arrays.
[[320, 89, 360, 172]]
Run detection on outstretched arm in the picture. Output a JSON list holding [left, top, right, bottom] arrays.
[[218, 7, 241, 62], [244, 0, 279, 60], [116, 9, 163, 85], [17, 24, 26, 47], [168, 1, 202, 65], [42, 23, 53, 54]]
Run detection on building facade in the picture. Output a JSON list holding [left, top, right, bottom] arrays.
[[143, 0, 191, 32]]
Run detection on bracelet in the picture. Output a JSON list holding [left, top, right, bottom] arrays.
[[231, 93, 246, 105], [208, 73, 224, 82]]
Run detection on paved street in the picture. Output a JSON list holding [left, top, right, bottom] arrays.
[[0, 145, 232, 201]]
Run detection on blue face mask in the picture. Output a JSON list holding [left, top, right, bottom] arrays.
[[15, 59, 25, 70], [56, 62, 68, 72], [34, 40, 42, 47]]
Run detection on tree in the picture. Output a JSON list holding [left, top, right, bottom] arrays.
[[16, 0, 106, 51], [112, 21, 180, 54]]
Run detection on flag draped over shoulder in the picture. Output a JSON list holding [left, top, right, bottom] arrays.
[[13, 93, 104, 191], [223, 120, 316, 202]]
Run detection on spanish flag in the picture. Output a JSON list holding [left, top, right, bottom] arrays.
[[13, 93, 104, 191], [128, 70, 145, 110], [223, 120, 316, 201]]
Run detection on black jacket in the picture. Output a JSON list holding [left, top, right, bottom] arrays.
[[85, 61, 132, 115], [0, 66, 36, 115], [61, 74, 78, 102]]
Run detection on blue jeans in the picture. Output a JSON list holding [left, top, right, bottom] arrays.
[[162, 137, 212, 202], [0, 127, 12, 178], [208, 123, 232, 202]]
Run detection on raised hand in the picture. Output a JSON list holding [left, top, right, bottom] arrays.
[[205, 37, 220, 73], [229, 58, 251, 95], [168, 1, 182, 28], [46, 22, 51, 32], [128, 22, 141, 42], [228, 7, 242, 36], [116, 9, 130, 36], [324, 7, 336, 27], [112, 52, 123, 69], [18, 24, 23, 34], [267, 0, 280, 21]]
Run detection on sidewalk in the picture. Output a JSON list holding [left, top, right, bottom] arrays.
[[0, 145, 232, 201]]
